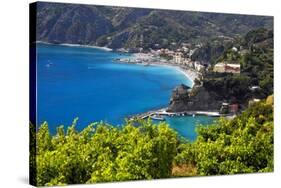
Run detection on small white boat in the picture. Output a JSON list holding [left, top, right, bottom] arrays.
[[151, 115, 165, 121]]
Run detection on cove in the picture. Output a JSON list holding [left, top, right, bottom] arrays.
[[36, 43, 214, 140]]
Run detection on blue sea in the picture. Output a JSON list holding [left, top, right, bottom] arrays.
[[37, 43, 215, 140]]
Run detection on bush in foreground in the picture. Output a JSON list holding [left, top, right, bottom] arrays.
[[34, 119, 178, 186], [31, 99, 273, 186], [174, 100, 273, 176]]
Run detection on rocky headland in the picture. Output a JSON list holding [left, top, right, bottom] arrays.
[[167, 84, 222, 112]]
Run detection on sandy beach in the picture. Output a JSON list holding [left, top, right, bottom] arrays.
[[120, 52, 199, 87], [150, 63, 197, 86]]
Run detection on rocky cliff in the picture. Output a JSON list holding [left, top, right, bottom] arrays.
[[167, 84, 222, 112]]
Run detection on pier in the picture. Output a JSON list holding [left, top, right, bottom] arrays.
[[129, 108, 221, 121]]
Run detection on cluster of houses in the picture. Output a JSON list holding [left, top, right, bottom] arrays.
[[119, 42, 262, 117], [116, 41, 264, 118], [149, 44, 206, 72], [118, 41, 243, 75], [119, 41, 242, 75], [212, 46, 245, 74], [150, 44, 242, 74]]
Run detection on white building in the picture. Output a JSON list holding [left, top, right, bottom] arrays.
[[232, 47, 238, 52], [194, 61, 205, 72], [213, 62, 240, 74], [213, 63, 225, 72], [173, 52, 183, 64]]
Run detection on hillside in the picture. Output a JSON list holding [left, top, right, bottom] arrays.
[[201, 28, 273, 104], [168, 28, 273, 112], [36, 2, 273, 50]]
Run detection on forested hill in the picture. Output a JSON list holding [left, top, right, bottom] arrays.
[[35, 2, 273, 50], [191, 28, 273, 107]]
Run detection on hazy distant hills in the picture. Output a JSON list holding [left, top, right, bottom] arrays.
[[36, 2, 273, 50]]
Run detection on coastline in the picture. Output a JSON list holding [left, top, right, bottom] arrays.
[[37, 43, 207, 121], [117, 53, 199, 87], [150, 63, 196, 87], [36, 41, 195, 86], [115, 53, 213, 120], [35, 41, 113, 51], [37, 42, 198, 85]]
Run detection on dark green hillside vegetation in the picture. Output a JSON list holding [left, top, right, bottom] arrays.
[[191, 38, 234, 64], [196, 28, 273, 105], [31, 98, 273, 186], [191, 28, 273, 65], [203, 73, 251, 104], [241, 29, 273, 96], [36, 2, 272, 50]]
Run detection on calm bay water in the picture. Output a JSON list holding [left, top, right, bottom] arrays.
[[164, 115, 216, 141], [37, 43, 214, 140]]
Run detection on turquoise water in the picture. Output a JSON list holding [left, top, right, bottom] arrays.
[[164, 115, 216, 141], [36, 43, 214, 140]]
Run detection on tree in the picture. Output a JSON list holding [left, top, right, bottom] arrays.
[[174, 100, 273, 176], [35, 118, 178, 186], [34, 101, 273, 185]]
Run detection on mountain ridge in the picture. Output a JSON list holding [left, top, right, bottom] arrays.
[[36, 2, 273, 50]]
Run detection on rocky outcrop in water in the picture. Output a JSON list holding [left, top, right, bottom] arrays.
[[167, 84, 191, 112], [167, 84, 222, 112]]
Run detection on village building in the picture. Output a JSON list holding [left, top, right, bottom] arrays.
[[194, 61, 205, 72], [213, 62, 240, 74], [189, 49, 197, 57], [229, 104, 239, 114], [248, 98, 261, 107], [220, 103, 239, 114], [213, 63, 225, 72], [173, 52, 183, 64], [183, 58, 193, 67]]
